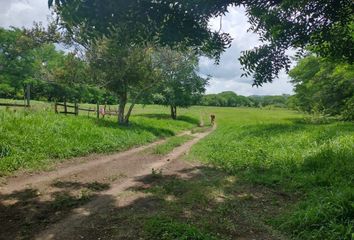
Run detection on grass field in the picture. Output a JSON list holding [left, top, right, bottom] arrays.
[[0, 102, 201, 176], [189, 108, 354, 239], [1, 100, 353, 239]]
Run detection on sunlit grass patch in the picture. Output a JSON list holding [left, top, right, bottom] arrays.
[[151, 135, 194, 155], [189, 107, 354, 239], [144, 217, 218, 240], [0, 103, 199, 176]]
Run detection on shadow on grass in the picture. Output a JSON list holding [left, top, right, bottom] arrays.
[[237, 121, 353, 139], [0, 165, 292, 239], [0, 180, 111, 240], [134, 113, 200, 125], [90, 117, 176, 138], [89, 113, 201, 138]]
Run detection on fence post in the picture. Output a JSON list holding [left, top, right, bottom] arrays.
[[64, 100, 67, 115], [26, 84, 31, 107], [74, 101, 79, 116], [96, 102, 99, 119], [55, 102, 58, 114]]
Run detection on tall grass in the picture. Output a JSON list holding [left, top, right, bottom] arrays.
[[0, 105, 198, 176], [189, 107, 354, 239]]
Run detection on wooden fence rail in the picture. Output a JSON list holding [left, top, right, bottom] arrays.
[[0, 99, 118, 120], [0, 103, 29, 108], [0, 84, 31, 108], [54, 102, 118, 119]]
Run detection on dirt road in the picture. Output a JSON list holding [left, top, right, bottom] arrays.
[[0, 128, 214, 240], [0, 124, 289, 240]]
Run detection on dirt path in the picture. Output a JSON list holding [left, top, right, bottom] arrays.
[[0, 123, 289, 240], [0, 128, 214, 240], [0, 130, 192, 194]]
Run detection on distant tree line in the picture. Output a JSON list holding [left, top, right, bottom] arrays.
[[199, 91, 290, 108]]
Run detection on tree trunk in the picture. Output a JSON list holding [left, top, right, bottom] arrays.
[[124, 84, 158, 124], [118, 93, 127, 125], [170, 105, 177, 120], [124, 102, 136, 124]]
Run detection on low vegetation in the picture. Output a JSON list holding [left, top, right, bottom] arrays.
[[151, 135, 194, 155], [1, 103, 353, 239], [145, 217, 218, 240], [1, 1, 353, 239], [0, 104, 198, 176], [189, 108, 354, 239]]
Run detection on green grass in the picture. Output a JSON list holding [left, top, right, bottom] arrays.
[[0, 103, 199, 176], [1, 100, 353, 239], [189, 107, 354, 239], [151, 135, 194, 155], [144, 217, 218, 240]]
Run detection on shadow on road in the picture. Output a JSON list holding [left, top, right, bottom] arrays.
[[0, 162, 293, 239]]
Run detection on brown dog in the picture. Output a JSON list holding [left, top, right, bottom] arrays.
[[210, 114, 216, 126]]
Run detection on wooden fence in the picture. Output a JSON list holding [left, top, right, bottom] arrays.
[[55, 102, 118, 119], [0, 102, 29, 108], [0, 83, 118, 120], [0, 85, 31, 108]]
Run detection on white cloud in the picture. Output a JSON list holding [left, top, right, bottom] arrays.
[[0, 0, 51, 28], [199, 6, 294, 96]]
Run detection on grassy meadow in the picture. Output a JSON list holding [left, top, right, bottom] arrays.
[[189, 107, 354, 239], [0, 101, 200, 175], [0, 100, 353, 239]]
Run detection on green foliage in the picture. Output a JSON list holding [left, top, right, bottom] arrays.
[[200, 91, 290, 108], [276, 187, 354, 240], [86, 37, 159, 124], [144, 217, 218, 240], [0, 104, 197, 176], [50, 0, 353, 85], [189, 107, 354, 239], [0, 27, 115, 103], [200, 91, 252, 107], [148, 48, 208, 119], [289, 55, 354, 120], [0, 27, 37, 96]]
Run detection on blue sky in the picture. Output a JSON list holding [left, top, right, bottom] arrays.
[[0, 0, 294, 96]]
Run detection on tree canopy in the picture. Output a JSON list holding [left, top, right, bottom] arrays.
[[0, 27, 115, 103], [148, 48, 208, 119], [86, 35, 159, 124], [49, 0, 354, 86], [289, 55, 354, 120]]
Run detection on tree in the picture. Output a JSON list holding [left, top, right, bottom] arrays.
[[150, 48, 208, 119], [0, 27, 38, 98], [49, 0, 353, 86], [86, 37, 158, 124], [0, 27, 114, 103], [289, 55, 354, 120]]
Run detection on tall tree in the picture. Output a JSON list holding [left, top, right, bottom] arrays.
[[86, 37, 158, 124], [0, 27, 38, 98], [49, 0, 353, 86], [150, 48, 208, 119]]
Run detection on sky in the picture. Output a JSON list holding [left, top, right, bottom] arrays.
[[0, 0, 294, 96]]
